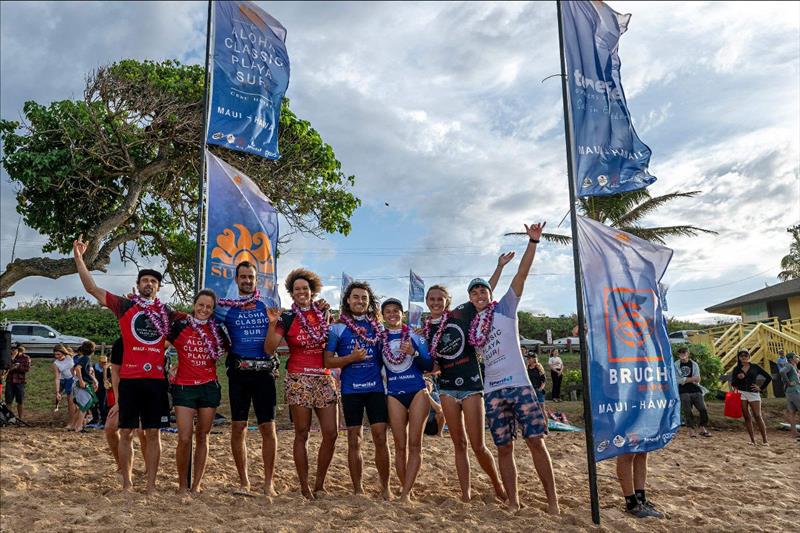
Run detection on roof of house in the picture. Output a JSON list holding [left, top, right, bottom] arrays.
[[705, 278, 800, 314]]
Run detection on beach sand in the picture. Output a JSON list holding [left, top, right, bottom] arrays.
[[1, 419, 797, 532]]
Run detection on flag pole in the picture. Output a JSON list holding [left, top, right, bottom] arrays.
[[194, 0, 213, 295], [556, 0, 600, 525]]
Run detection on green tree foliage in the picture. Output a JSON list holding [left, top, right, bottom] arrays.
[[671, 342, 723, 394], [665, 317, 708, 333], [517, 311, 577, 341], [0, 298, 121, 345], [0, 59, 360, 301], [778, 225, 800, 282]]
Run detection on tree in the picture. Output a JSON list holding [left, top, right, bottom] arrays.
[[506, 189, 716, 244], [0, 59, 360, 300], [778, 225, 800, 282]]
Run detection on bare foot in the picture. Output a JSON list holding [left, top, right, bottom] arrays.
[[353, 484, 365, 496], [300, 486, 316, 500], [546, 502, 561, 516], [265, 484, 278, 497], [494, 486, 508, 502], [233, 485, 253, 497], [312, 486, 328, 499], [460, 492, 472, 503], [145, 483, 157, 494], [121, 483, 134, 492], [506, 500, 521, 513], [399, 492, 412, 504], [190, 486, 203, 494], [381, 487, 393, 501]]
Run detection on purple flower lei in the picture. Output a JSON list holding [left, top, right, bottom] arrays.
[[468, 302, 498, 348], [188, 316, 225, 361], [339, 313, 381, 346], [292, 302, 329, 348], [423, 311, 449, 359], [218, 288, 261, 308], [130, 295, 170, 338], [382, 324, 410, 365]]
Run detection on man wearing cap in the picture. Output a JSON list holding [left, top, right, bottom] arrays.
[[74, 236, 174, 492], [780, 352, 800, 440], [465, 222, 559, 514]]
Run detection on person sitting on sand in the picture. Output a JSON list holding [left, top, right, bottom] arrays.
[[730, 348, 771, 446], [779, 352, 800, 441], [379, 297, 433, 503], [167, 289, 229, 493], [423, 377, 445, 438], [324, 281, 392, 499], [468, 222, 559, 514], [265, 268, 337, 500], [674, 347, 710, 438]]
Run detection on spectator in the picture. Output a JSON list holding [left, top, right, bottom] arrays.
[[88, 354, 110, 429], [548, 348, 564, 402], [52, 344, 78, 430], [776, 349, 787, 371], [730, 348, 771, 446], [526, 351, 547, 405], [423, 377, 445, 437], [4, 344, 31, 421], [674, 347, 710, 437], [779, 352, 800, 441], [72, 340, 99, 431]]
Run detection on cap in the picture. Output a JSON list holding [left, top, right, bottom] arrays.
[[737, 348, 750, 356], [381, 298, 404, 312], [137, 268, 163, 283], [468, 278, 491, 292]]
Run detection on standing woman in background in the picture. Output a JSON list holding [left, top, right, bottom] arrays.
[[52, 344, 78, 429], [547, 349, 564, 402], [730, 348, 772, 445], [526, 352, 547, 406]]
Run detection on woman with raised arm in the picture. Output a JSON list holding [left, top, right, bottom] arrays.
[[380, 297, 433, 503], [167, 289, 229, 493], [420, 252, 513, 503], [265, 269, 337, 499]]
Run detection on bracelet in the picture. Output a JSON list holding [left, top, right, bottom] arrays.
[[530, 238, 540, 244]]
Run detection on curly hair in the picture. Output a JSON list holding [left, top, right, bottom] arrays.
[[285, 268, 323, 297], [425, 284, 452, 310], [78, 340, 96, 356], [341, 281, 381, 320]]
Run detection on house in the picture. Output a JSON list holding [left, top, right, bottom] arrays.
[[705, 278, 800, 322]]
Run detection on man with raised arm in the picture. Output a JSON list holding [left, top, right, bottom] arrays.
[[214, 261, 279, 497], [467, 222, 560, 514], [73, 237, 172, 492]]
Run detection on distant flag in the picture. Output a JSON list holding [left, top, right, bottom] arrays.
[[409, 270, 425, 303], [408, 304, 423, 329], [561, 1, 656, 196], [658, 282, 669, 312], [341, 272, 354, 306], [576, 215, 679, 461], [206, 0, 290, 159], [203, 149, 280, 307]]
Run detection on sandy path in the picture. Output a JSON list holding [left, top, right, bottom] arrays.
[[1, 426, 796, 532]]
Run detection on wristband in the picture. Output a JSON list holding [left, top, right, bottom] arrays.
[[530, 238, 540, 244]]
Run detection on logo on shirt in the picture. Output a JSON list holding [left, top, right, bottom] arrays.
[[436, 323, 466, 360], [131, 311, 164, 345], [353, 381, 377, 389], [455, 377, 464, 387], [383, 339, 414, 374], [488, 376, 513, 388], [143, 363, 153, 372]]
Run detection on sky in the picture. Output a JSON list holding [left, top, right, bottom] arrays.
[[1, 1, 799, 324]]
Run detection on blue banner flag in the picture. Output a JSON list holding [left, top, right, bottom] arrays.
[[341, 272, 354, 298], [562, 1, 656, 197], [206, 0, 290, 159], [407, 303, 423, 329], [409, 270, 425, 303], [576, 215, 679, 461], [204, 150, 280, 307]]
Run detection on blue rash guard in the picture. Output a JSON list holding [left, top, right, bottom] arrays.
[[215, 300, 269, 360], [383, 329, 432, 395], [326, 318, 384, 395]]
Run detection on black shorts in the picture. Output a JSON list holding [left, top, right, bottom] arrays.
[[171, 381, 222, 410], [424, 416, 439, 436], [118, 378, 169, 430], [4, 383, 25, 404], [227, 367, 276, 424], [341, 392, 388, 427]]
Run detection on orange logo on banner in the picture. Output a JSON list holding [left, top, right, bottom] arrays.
[[603, 288, 660, 363], [210, 224, 275, 288]]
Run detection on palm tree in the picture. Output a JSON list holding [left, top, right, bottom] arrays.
[[507, 189, 716, 244], [778, 225, 800, 281]]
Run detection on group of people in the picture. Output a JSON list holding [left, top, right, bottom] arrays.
[[51, 340, 111, 431], [71, 223, 566, 514]]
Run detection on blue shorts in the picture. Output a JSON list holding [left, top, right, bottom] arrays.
[[536, 389, 546, 404], [484, 386, 548, 446], [60, 378, 74, 395], [440, 389, 482, 403]]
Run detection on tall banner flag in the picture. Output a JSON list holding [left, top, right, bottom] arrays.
[[207, 0, 290, 159], [341, 272, 354, 303], [408, 270, 425, 328], [204, 150, 280, 308], [576, 216, 679, 461], [561, 1, 656, 197]]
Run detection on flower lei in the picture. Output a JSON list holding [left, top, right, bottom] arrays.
[[218, 288, 261, 308], [130, 295, 170, 338], [423, 311, 449, 359], [339, 313, 382, 346], [188, 315, 225, 361], [292, 302, 329, 348], [382, 324, 410, 365], [468, 302, 498, 348]]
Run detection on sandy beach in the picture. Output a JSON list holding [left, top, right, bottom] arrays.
[[1, 414, 797, 533]]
